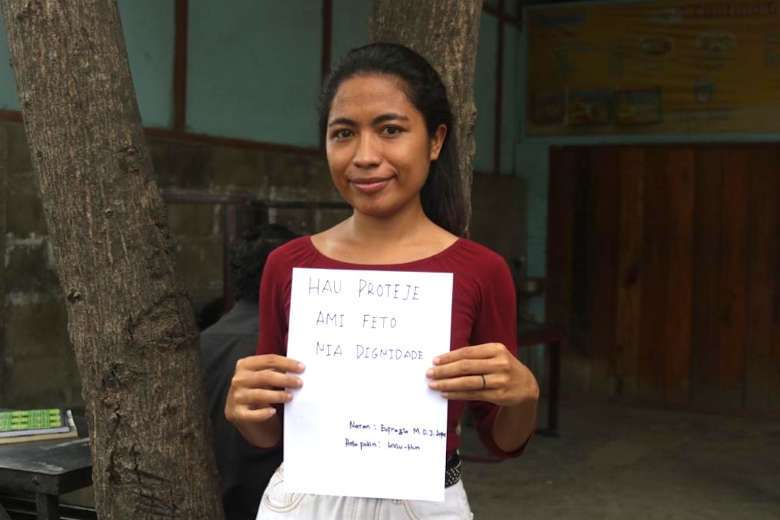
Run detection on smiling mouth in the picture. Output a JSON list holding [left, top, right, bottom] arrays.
[[349, 177, 393, 194]]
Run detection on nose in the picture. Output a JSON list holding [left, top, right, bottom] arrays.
[[352, 133, 381, 169]]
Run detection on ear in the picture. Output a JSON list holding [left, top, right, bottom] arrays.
[[429, 124, 447, 161]]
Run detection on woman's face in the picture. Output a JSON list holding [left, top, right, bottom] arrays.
[[325, 74, 446, 220]]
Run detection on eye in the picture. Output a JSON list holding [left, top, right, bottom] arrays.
[[380, 125, 404, 137], [330, 128, 353, 141]]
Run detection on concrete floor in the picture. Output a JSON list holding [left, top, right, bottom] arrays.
[[462, 401, 780, 520]]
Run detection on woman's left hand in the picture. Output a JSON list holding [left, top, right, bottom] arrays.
[[426, 343, 539, 407]]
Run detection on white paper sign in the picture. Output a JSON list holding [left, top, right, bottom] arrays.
[[284, 267, 453, 502]]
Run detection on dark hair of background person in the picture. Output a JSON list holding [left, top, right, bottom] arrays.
[[318, 42, 467, 237], [231, 223, 300, 302], [196, 224, 299, 330]]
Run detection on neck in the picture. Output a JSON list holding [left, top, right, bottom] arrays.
[[348, 199, 431, 246]]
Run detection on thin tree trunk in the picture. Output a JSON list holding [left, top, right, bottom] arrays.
[[370, 0, 483, 233], [0, 1, 224, 518]]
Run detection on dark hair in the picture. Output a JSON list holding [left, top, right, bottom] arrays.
[[319, 43, 467, 236], [230, 224, 299, 302], [196, 297, 225, 331]]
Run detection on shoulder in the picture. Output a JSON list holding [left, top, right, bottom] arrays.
[[442, 239, 515, 305], [265, 236, 318, 269], [261, 236, 319, 296], [446, 238, 511, 273]]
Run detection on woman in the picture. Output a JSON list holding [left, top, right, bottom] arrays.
[[226, 43, 539, 519]]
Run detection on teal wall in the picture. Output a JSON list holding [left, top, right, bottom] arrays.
[[1, 3, 518, 164], [0, 1, 174, 122], [117, 0, 175, 128], [332, 0, 372, 66], [0, 16, 18, 111], [187, 0, 322, 147]]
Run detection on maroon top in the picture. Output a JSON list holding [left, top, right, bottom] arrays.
[[257, 236, 524, 458]]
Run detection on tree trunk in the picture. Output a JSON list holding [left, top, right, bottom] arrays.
[[0, 2, 224, 518], [370, 0, 483, 233]]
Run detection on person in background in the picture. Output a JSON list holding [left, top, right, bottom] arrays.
[[200, 224, 298, 520]]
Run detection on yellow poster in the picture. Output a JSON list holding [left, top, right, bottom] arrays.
[[526, 1, 780, 136]]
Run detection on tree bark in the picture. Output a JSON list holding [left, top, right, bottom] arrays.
[[370, 0, 483, 233], [0, 2, 224, 518]]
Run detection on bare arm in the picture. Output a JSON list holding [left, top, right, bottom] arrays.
[[492, 390, 538, 451]]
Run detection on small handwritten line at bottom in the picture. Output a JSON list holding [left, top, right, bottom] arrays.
[[344, 438, 422, 452]]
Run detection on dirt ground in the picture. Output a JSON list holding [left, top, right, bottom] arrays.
[[462, 400, 780, 520]]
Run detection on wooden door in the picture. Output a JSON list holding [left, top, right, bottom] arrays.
[[547, 145, 780, 415]]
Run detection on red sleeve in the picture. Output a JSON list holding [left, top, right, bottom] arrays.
[[468, 254, 531, 458], [256, 248, 290, 356]]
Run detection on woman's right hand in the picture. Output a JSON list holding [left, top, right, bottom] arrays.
[[224, 354, 304, 447]]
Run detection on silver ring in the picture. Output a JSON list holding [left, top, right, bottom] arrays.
[[480, 374, 486, 390]]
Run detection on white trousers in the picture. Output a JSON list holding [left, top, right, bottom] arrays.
[[256, 465, 474, 519]]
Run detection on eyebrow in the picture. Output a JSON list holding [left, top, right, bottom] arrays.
[[327, 113, 410, 128]]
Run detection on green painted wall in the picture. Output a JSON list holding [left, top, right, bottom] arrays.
[[0, 16, 18, 111], [1, 3, 517, 165], [117, 0, 175, 128], [0, 2, 174, 124], [332, 0, 372, 66], [187, 0, 322, 148]]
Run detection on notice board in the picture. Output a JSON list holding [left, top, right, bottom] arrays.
[[526, 1, 780, 135]]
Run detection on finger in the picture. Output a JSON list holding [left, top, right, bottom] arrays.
[[429, 374, 488, 392], [237, 354, 305, 373], [234, 370, 303, 390], [234, 405, 277, 423], [427, 357, 504, 380], [233, 388, 292, 406], [433, 343, 503, 365], [427, 359, 485, 380], [440, 391, 491, 402]]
